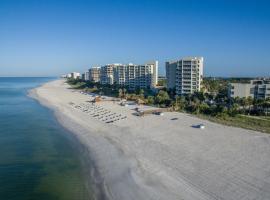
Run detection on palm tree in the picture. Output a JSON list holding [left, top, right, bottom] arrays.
[[240, 97, 248, 113], [262, 100, 270, 115], [228, 103, 240, 117], [194, 91, 205, 102], [188, 97, 200, 114], [174, 96, 185, 111], [246, 96, 253, 115]]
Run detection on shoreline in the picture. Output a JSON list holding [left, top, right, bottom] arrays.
[[29, 79, 270, 200], [29, 86, 108, 200], [28, 82, 157, 200]]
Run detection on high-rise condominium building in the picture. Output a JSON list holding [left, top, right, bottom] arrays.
[[89, 67, 101, 83], [100, 64, 120, 85], [166, 57, 203, 95], [228, 79, 270, 99], [82, 73, 85, 80], [113, 61, 158, 90], [152, 61, 159, 87], [82, 71, 89, 81], [70, 72, 81, 79]]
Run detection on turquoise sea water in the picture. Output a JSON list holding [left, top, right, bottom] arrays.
[[0, 77, 93, 200]]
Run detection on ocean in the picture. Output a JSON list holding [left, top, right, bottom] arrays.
[[0, 77, 93, 200]]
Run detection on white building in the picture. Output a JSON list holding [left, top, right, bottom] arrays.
[[113, 61, 158, 90], [83, 71, 89, 81], [166, 57, 203, 95], [151, 60, 159, 87], [89, 67, 101, 83], [71, 72, 81, 79], [228, 79, 270, 99]]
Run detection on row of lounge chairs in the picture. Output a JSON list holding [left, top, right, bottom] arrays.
[[69, 102, 127, 124]]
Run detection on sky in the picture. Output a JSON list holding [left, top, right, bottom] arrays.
[[0, 0, 269, 77]]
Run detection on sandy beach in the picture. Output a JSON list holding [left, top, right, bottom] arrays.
[[30, 79, 270, 200]]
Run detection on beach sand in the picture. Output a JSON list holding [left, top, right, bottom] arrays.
[[30, 79, 270, 200]]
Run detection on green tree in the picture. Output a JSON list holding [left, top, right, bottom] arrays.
[[240, 97, 248, 113], [262, 100, 270, 115], [246, 96, 253, 115], [198, 103, 210, 114], [190, 98, 200, 114], [155, 90, 170, 106], [139, 89, 145, 99], [228, 103, 239, 117], [194, 91, 205, 102], [174, 96, 186, 111], [147, 96, 155, 105]]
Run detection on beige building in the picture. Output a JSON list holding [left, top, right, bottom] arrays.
[[113, 61, 158, 90], [228, 79, 270, 99], [100, 64, 121, 85], [89, 67, 101, 83], [166, 57, 203, 95], [151, 61, 159, 87]]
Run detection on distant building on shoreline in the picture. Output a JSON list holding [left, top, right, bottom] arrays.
[[166, 57, 203, 95], [70, 72, 81, 79], [89, 67, 101, 83], [228, 79, 270, 99], [66, 60, 158, 90], [83, 71, 89, 81]]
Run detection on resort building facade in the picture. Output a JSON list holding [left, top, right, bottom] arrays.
[[67, 61, 158, 90], [89, 67, 101, 83], [82, 71, 89, 81], [70, 72, 81, 79], [113, 61, 158, 90], [166, 57, 203, 95], [100, 64, 120, 85], [228, 79, 270, 99]]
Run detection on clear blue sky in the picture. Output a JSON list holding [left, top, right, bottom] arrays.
[[0, 0, 269, 77]]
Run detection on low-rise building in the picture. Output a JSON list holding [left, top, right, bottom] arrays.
[[228, 79, 270, 99]]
